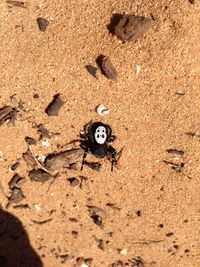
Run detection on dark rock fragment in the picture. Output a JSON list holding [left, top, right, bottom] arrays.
[[28, 169, 52, 182], [111, 14, 154, 42], [85, 64, 98, 79], [96, 55, 117, 80], [37, 18, 49, 32], [45, 94, 64, 116]]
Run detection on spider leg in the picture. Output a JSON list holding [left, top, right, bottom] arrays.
[[108, 146, 117, 171], [107, 135, 117, 143], [81, 148, 90, 171]]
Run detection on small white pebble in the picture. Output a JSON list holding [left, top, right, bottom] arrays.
[[34, 204, 41, 211], [119, 248, 128, 256], [41, 140, 50, 147], [135, 64, 141, 77], [96, 104, 110, 116], [37, 155, 46, 163], [81, 264, 89, 267]]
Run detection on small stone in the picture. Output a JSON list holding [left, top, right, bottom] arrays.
[[113, 14, 154, 42], [37, 18, 49, 32], [96, 55, 117, 80], [67, 177, 79, 187]]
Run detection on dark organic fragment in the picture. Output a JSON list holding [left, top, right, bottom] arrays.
[[106, 203, 121, 211], [60, 254, 69, 264], [31, 218, 52, 224], [25, 136, 37, 145], [87, 206, 105, 227], [96, 55, 117, 80], [10, 162, 20, 171], [166, 149, 184, 156], [94, 236, 105, 250], [28, 169, 52, 182], [13, 204, 30, 209], [45, 148, 84, 171], [128, 257, 145, 267], [188, 0, 195, 3], [22, 148, 38, 169], [67, 177, 79, 187], [9, 187, 24, 203], [8, 174, 25, 189], [0, 106, 17, 126], [163, 160, 184, 172], [85, 65, 98, 79], [6, 0, 26, 8], [84, 161, 102, 171], [37, 18, 49, 32], [111, 260, 123, 267], [111, 14, 154, 42], [76, 257, 93, 267], [37, 123, 50, 139], [45, 94, 64, 116]]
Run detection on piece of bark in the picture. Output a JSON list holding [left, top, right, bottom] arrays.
[[6, 1, 27, 8], [85, 65, 98, 79], [28, 169, 52, 183], [0, 106, 17, 126], [114, 15, 154, 42], [45, 148, 84, 171], [45, 94, 64, 116]]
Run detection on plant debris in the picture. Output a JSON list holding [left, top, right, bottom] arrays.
[[6, 0, 27, 8], [128, 256, 145, 267], [36, 123, 50, 140], [45, 94, 64, 116], [110, 14, 154, 42], [0, 106, 18, 126], [25, 136, 37, 145], [45, 148, 84, 171], [8, 187, 24, 204], [163, 160, 184, 172], [76, 257, 93, 267], [31, 218, 52, 224], [111, 260, 124, 267], [10, 162, 20, 171], [22, 148, 38, 169], [93, 236, 105, 250], [28, 169, 52, 183], [96, 55, 117, 80], [8, 174, 25, 189], [37, 18, 49, 32], [87, 206, 105, 227], [67, 177, 80, 187], [166, 149, 184, 156], [85, 64, 98, 79], [13, 204, 30, 209]]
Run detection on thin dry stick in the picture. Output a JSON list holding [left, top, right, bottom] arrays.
[[28, 145, 54, 175]]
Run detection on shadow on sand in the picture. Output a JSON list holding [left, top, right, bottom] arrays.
[[0, 207, 43, 267]]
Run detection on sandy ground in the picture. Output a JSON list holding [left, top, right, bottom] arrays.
[[0, 0, 200, 266]]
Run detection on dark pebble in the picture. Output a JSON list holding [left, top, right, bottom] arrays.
[[45, 94, 64, 116], [28, 169, 52, 183], [110, 14, 154, 42], [96, 55, 117, 80], [37, 18, 49, 32], [67, 177, 79, 187]]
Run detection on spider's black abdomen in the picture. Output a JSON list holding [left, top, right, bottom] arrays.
[[90, 143, 108, 158]]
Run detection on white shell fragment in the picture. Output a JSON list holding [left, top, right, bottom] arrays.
[[119, 248, 128, 256], [96, 104, 110, 116], [135, 64, 141, 77]]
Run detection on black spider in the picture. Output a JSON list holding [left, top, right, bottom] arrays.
[[80, 121, 117, 171]]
